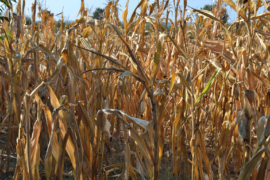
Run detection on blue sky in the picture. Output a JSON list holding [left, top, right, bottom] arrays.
[[22, 0, 266, 23]]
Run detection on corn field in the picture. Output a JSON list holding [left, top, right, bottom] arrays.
[[1, 0, 270, 179]]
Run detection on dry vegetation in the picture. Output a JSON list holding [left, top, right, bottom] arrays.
[[2, 0, 270, 179]]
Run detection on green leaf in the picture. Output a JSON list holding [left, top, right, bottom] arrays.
[[195, 69, 220, 105], [0, 31, 12, 41]]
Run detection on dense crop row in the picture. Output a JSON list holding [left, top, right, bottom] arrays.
[[1, 0, 270, 179]]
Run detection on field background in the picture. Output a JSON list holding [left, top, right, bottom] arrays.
[[0, 0, 270, 179]]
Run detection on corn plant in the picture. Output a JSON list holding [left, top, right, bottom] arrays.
[[2, 0, 270, 179]]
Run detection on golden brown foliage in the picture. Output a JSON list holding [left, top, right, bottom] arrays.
[[1, 0, 270, 179]]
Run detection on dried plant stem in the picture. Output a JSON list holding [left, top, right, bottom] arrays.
[[97, 112, 106, 179], [150, 92, 159, 180], [5, 83, 13, 180], [57, 120, 71, 180], [244, 117, 251, 165], [191, 83, 196, 180]]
